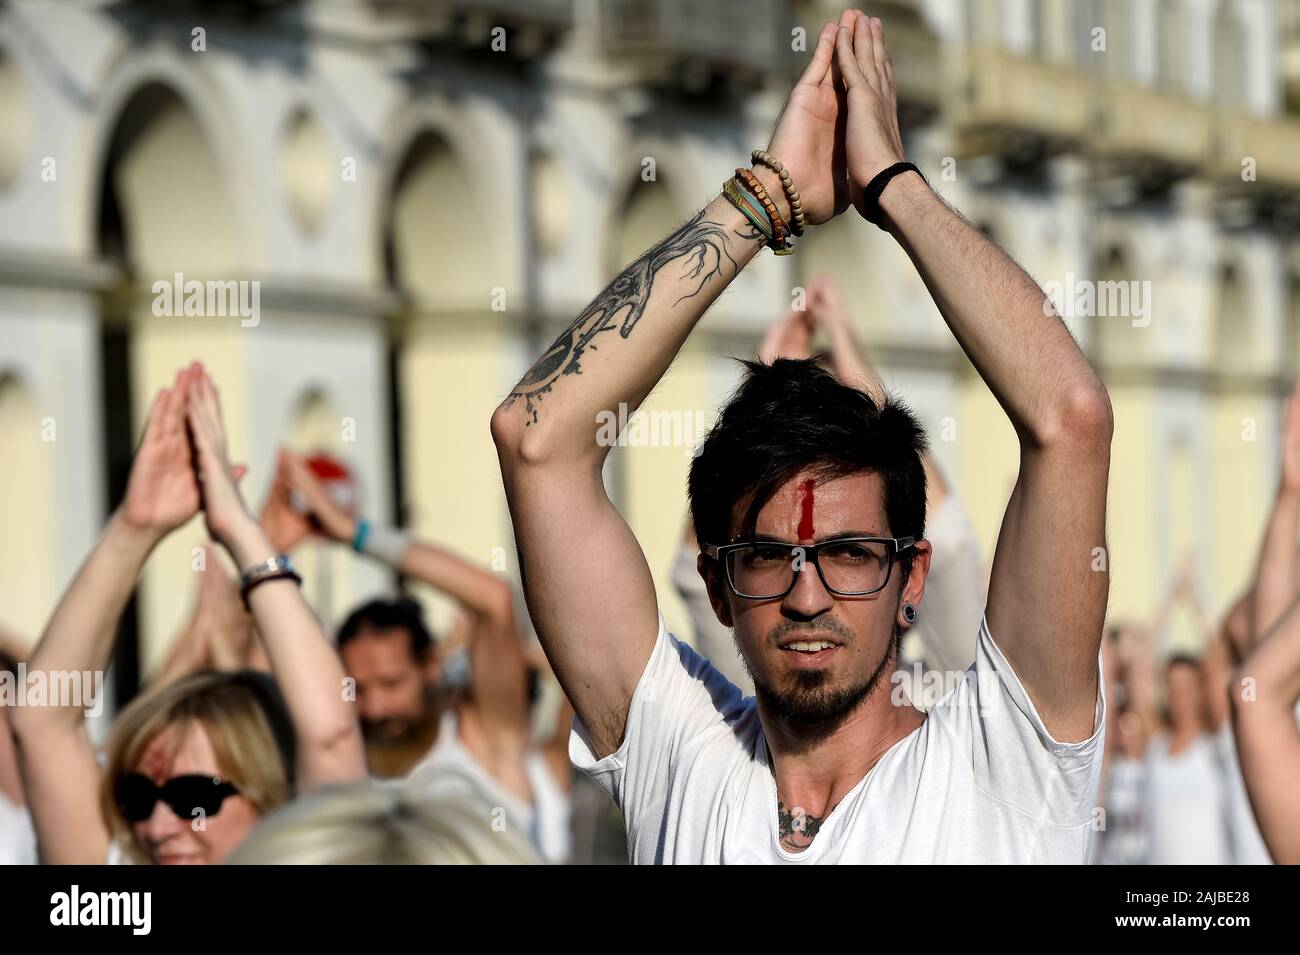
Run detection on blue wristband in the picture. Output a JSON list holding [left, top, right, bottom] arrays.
[[351, 518, 372, 553]]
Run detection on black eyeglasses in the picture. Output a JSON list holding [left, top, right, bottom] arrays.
[[114, 774, 241, 823], [701, 536, 916, 600]]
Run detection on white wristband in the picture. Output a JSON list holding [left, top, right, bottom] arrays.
[[355, 519, 409, 566]]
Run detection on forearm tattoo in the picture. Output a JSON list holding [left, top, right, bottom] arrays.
[[777, 801, 824, 851], [503, 209, 749, 425]]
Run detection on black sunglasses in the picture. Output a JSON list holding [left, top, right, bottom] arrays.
[[114, 773, 241, 823]]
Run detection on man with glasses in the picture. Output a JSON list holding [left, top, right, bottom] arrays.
[[492, 12, 1112, 862]]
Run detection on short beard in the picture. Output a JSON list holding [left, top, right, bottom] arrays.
[[751, 624, 902, 732], [360, 683, 440, 747]]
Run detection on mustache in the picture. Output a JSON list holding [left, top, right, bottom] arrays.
[[765, 617, 854, 646]]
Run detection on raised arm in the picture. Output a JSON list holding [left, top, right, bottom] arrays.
[[837, 18, 1112, 740], [11, 370, 203, 863], [491, 18, 853, 758], [1231, 598, 1300, 863], [804, 274, 887, 407], [279, 449, 531, 738], [184, 365, 365, 790], [150, 544, 258, 689], [1250, 379, 1300, 644]]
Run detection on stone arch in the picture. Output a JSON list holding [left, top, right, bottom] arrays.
[[79, 44, 251, 261], [90, 69, 244, 678], [604, 140, 695, 275], [377, 105, 512, 634], [373, 98, 506, 297]]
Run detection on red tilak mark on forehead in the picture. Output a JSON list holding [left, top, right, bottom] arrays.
[[798, 479, 816, 541]]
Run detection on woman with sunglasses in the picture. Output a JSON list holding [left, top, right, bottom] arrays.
[[11, 362, 367, 863]]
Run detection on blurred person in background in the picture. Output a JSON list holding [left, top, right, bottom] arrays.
[[150, 543, 271, 689], [1226, 378, 1300, 863], [672, 275, 984, 698], [10, 363, 366, 864], [1111, 556, 1268, 864], [1231, 589, 1300, 863], [1143, 649, 1233, 865], [225, 778, 540, 865], [265, 450, 573, 863], [493, 13, 1113, 863], [0, 633, 37, 864], [1092, 622, 1154, 865]]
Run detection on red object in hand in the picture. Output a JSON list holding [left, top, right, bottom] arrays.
[[291, 452, 359, 516]]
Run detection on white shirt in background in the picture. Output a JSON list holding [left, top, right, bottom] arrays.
[[670, 544, 753, 696], [406, 708, 572, 864], [901, 494, 985, 675], [1093, 755, 1148, 865], [571, 612, 1105, 864], [1143, 731, 1230, 865], [0, 791, 37, 865], [1214, 724, 1272, 865]]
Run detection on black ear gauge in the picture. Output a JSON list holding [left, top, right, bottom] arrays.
[[902, 603, 917, 625]]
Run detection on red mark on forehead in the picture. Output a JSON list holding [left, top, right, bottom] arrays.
[[139, 743, 172, 783], [797, 479, 816, 541]]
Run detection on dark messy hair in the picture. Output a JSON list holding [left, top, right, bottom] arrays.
[[337, 598, 434, 661], [688, 357, 928, 581], [1164, 653, 1203, 673]]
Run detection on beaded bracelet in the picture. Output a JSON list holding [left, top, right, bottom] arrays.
[[750, 150, 806, 236], [735, 168, 794, 255]]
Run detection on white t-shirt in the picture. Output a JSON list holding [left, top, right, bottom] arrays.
[[900, 494, 985, 675], [1093, 755, 1148, 865], [406, 707, 572, 864], [1215, 725, 1272, 865], [1143, 731, 1229, 865], [0, 792, 37, 865], [571, 613, 1106, 864], [1140, 726, 1272, 866]]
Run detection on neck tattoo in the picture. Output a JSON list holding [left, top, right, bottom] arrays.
[[777, 800, 825, 852]]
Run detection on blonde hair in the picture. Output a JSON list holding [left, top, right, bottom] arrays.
[[102, 670, 294, 862], [224, 779, 542, 865]]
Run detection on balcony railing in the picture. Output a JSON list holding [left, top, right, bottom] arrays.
[[1092, 83, 1212, 172], [951, 42, 1300, 198], [953, 47, 1091, 147], [1214, 114, 1300, 191]]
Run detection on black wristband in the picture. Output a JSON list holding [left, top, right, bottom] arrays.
[[862, 161, 923, 230], [240, 569, 302, 609], [239, 555, 302, 609]]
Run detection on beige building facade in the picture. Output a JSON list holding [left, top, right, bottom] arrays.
[[2, 0, 1299, 693]]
